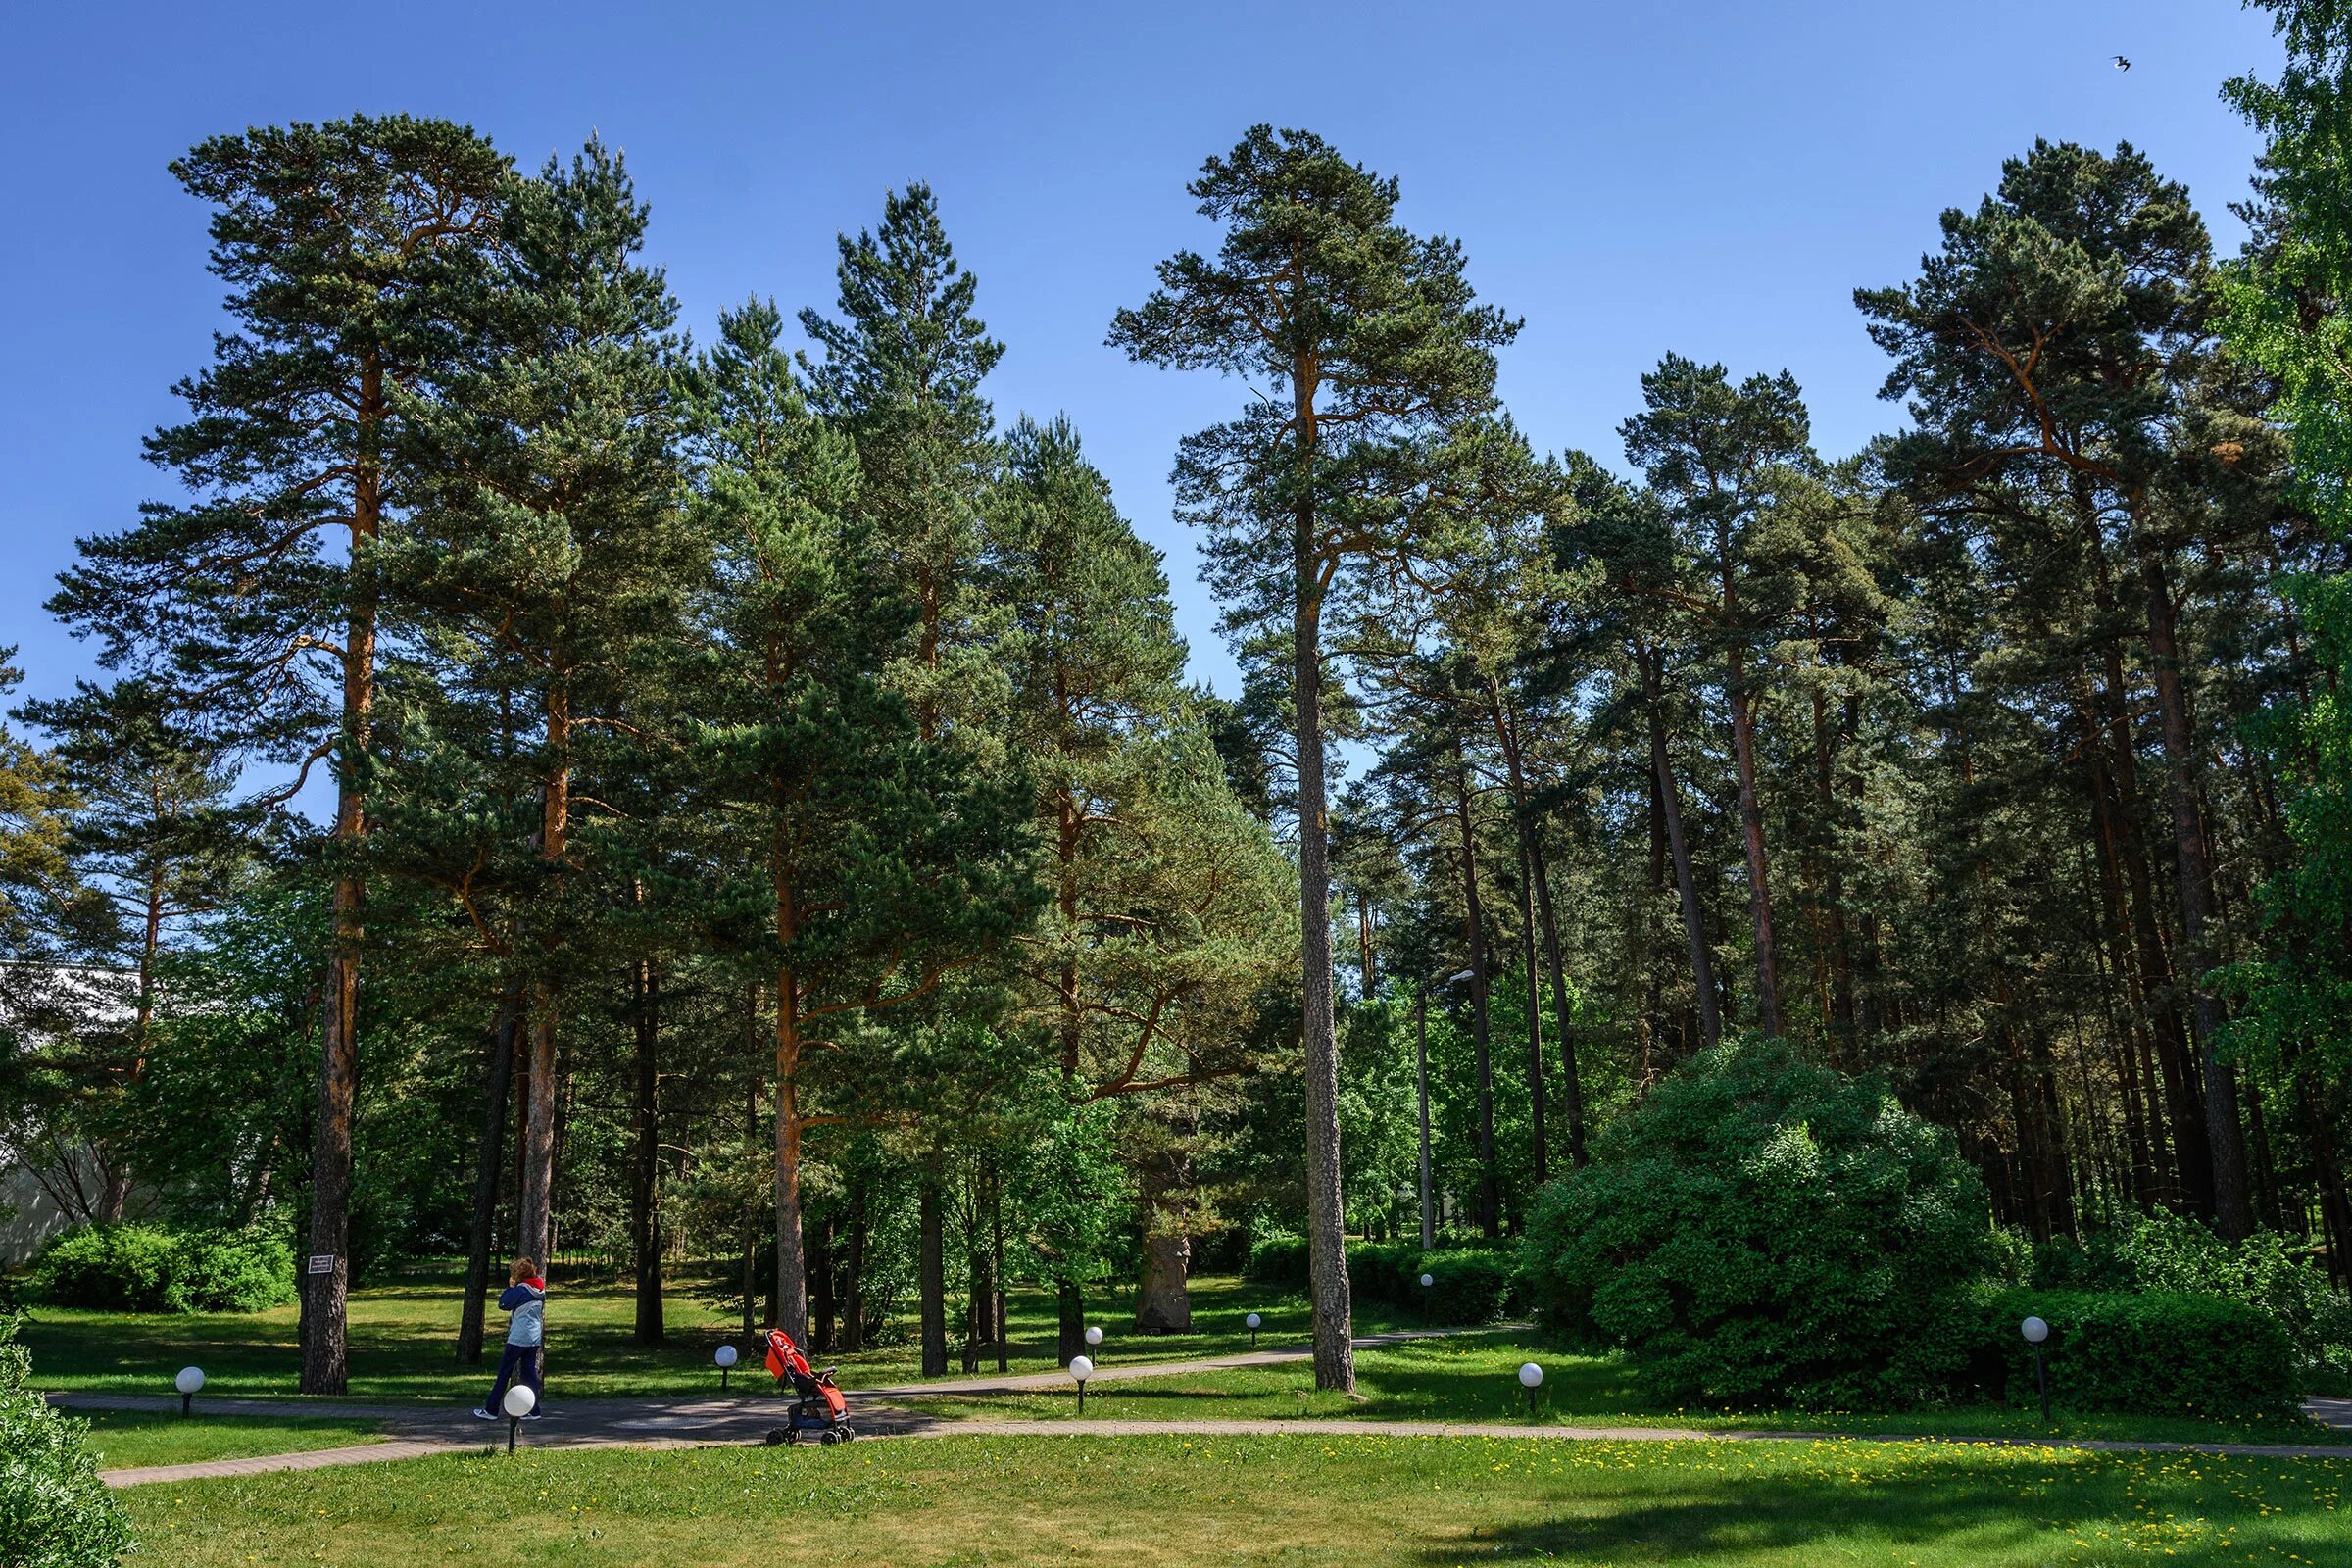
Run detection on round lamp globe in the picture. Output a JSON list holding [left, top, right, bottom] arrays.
[[1245, 1312, 1261, 1330], [1419, 1272, 1435, 1289], [502, 1384, 537, 1419], [714, 1344, 739, 1369], [175, 1367, 204, 1396], [1518, 1362, 1544, 1389], [2021, 1316, 2050, 1346], [1084, 1325, 1103, 1347], [1069, 1355, 1094, 1382]]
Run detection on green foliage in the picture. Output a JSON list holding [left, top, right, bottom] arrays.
[[1961, 1287, 2300, 1419], [1519, 1035, 1992, 1409], [2032, 1210, 2352, 1382], [0, 1312, 135, 1567], [1243, 1234, 1521, 1324], [31, 1223, 294, 1314]]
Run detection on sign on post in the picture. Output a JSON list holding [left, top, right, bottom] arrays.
[[307, 1254, 335, 1275]]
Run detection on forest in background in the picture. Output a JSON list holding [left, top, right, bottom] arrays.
[[2, 0, 2347, 1401]]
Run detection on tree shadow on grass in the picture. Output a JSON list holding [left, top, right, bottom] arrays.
[[1405, 1449, 2291, 1567]]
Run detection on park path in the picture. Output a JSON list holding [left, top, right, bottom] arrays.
[[55, 1328, 2352, 1489]]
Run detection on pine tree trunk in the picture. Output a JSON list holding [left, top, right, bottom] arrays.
[[1291, 455, 1353, 1392], [517, 686, 571, 1264], [771, 957, 808, 1346], [1057, 1280, 1085, 1368], [919, 1177, 948, 1376], [2138, 548, 2253, 1240], [1454, 762, 1501, 1241], [843, 1181, 867, 1351], [1636, 639, 1722, 1047], [1136, 1145, 1194, 1333], [1528, 833, 1586, 1169], [1725, 658, 1784, 1038], [1513, 825, 1548, 1185], [458, 987, 520, 1364], [630, 958, 664, 1345]]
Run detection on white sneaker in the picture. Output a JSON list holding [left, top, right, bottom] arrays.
[[472, 1407, 497, 1420]]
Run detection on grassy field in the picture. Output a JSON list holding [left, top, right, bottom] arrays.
[[117, 1431, 2351, 1566], [18, 1265, 1412, 1404], [902, 1329, 2352, 1449], [68, 1407, 386, 1470]]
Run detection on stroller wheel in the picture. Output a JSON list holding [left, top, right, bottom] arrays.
[[764, 1428, 788, 1447], [817, 1428, 841, 1446]]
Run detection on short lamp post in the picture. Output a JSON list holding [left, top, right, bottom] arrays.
[[175, 1366, 203, 1417], [503, 1383, 536, 1453], [1419, 1271, 1435, 1324], [1518, 1361, 1544, 1417], [1245, 1311, 1261, 1351], [2021, 1316, 2051, 1423], [715, 1343, 738, 1392], [1085, 1324, 1104, 1366], [1068, 1354, 1094, 1414]]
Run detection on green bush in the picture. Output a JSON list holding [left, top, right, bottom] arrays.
[[1243, 1233, 1522, 1324], [1961, 1287, 2300, 1418], [31, 1223, 295, 1314], [1519, 1035, 1993, 1409], [0, 1311, 134, 1567], [1243, 1230, 1309, 1292]]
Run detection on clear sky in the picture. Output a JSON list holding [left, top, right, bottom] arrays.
[[0, 0, 2282, 710]]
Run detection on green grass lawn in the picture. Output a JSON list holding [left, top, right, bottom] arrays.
[[18, 1265, 1411, 1405], [68, 1407, 386, 1470], [117, 1431, 2351, 1566], [900, 1329, 2352, 1449]]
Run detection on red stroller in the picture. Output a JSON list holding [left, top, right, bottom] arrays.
[[761, 1328, 857, 1446]]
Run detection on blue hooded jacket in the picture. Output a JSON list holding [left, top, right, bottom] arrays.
[[500, 1277, 545, 1348]]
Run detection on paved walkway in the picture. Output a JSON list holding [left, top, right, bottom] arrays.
[[54, 1328, 2352, 1489]]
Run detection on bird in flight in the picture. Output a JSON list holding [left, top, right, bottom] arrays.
[[2114, 54, 2132, 71]]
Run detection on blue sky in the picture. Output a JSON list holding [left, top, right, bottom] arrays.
[[0, 0, 2281, 711]]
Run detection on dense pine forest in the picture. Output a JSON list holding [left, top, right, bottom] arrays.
[[3, 2, 2347, 1410]]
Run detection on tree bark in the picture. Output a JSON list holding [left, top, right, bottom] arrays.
[[771, 954, 808, 1345], [1725, 656, 1784, 1038], [630, 958, 664, 1344], [517, 684, 571, 1265], [1136, 1144, 1194, 1333], [1291, 411, 1353, 1391], [1453, 760, 1501, 1240], [458, 986, 520, 1363], [919, 1176, 948, 1376], [1635, 638, 1721, 1048], [2138, 548, 2253, 1240]]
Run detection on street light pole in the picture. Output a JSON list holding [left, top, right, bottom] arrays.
[[1416, 985, 1434, 1251]]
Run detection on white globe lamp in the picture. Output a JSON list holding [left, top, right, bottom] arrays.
[[175, 1365, 203, 1416]]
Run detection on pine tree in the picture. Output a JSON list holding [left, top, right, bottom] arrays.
[[17, 679, 251, 1217], [991, 413, 1293, 1349], [1112, 125, 1517, 1389], [47, 117, 507, 1391], [1859, 140, 2262, 1237], [393, 138, 690, 1266], [686, 298, 1041, 1346]]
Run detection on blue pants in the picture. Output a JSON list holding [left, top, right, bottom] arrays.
[[487, 1342, 543, 1412]]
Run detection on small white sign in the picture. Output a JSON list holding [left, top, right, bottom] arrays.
[[307, 1254, 335, 1275]]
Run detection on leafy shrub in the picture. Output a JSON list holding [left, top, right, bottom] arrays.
[[163, 1227, 297, 1313], [1243, 1233, 1521, 1323], [1519, 1035, 1992, 1409], [0, 1311, 135, 1567], [28, 1225, 179, 1312], [2032, 1210, 2352, 1387], [32, 1223, 295, 1314], [1959, 1287, 2300, 1418], [1243, 1230, 1308, 1292]]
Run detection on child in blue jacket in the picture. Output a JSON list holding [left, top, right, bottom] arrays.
[[475, 1257, 546, 1419]]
